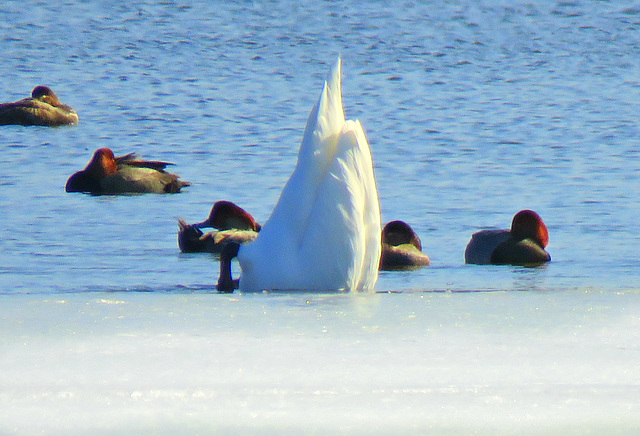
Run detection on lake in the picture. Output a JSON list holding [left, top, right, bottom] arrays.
[[1, 0, 639, 434]]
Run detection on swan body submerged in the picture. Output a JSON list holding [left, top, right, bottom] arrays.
[[464, 210, 550, 266], [66, 148, 190, 195], [183, 202, 426, 272], [218, 60, 381, 292], [0, 86, 78, 126]]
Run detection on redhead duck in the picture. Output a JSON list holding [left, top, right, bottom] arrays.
[[65, 148, 190, 195], [464, 210, 550, 266], [380, 220, 430, 270], [0, 86, 78, 126], [178, 201, 261, 253]]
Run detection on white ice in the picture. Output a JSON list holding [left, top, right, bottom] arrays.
[[1, 290, 640, 435]]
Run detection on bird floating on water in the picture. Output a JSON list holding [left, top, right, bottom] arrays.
[[217, 59, 381, 293], [464, 209, 550, 266], [0, 86, 78, 126], [380, 220, 430, 270], [178, 201, 261, 253], [66, 148, 190, 195]]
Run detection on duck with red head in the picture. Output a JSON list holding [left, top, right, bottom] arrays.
[[380, 220, 430, 270], [178, 201, 261, 253], [192, 201, 262, 232], [0, 86, 78, 126], [65, 148, 190, 195], [464, 210, 550, 266]]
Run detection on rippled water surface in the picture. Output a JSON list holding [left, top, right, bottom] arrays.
[[0, 2, 640, 293], [2, 0, 640, 294], [1, 0, 640, 433]]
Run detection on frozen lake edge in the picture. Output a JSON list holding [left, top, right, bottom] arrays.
[[1, 289, 639, 435]]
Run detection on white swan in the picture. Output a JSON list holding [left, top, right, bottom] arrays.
[[218, 59, 381, 292]]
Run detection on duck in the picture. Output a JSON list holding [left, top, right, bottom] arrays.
[[380, 220, 430, 270], [65, 148, 190, 195], [217, 59, 381, 293], [464, 209, 550, 266], [178, 201, 261, 253], [0, 86, 78, 126]]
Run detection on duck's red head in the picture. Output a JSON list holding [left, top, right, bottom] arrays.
[[31, 86, 61, 106], [85, 148, 119, 178], [510, 210, 549, 248], [382, 220, 422, 250], [206, 200, 261, 231]]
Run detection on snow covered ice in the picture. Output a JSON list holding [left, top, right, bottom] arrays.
[[1, 290, 639, 435]]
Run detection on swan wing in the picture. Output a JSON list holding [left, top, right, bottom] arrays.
[[298, 119, 380, 291], [238, 60, 381, 292], [261, 59, 346, 241]]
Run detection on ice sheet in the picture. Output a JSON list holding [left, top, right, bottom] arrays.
[[1, 290, 639, 435]]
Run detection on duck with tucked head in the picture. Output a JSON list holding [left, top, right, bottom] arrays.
[[217, 59, 381, 293], [464, 209, 550, 266], [0, 86, 78, 126], [66, 148, 190, 195], [380, 220, 430, 270], [178, 201, 261, 253]]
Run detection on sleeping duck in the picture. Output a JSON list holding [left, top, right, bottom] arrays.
[[464, 210, 550, 266], [178, 201, 261, 253], [0, 86, 78, 126], [65, 148, 190, 195], [380, 220, 430, 270]]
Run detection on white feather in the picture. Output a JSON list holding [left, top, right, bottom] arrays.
[[237, 59, 381, 292]]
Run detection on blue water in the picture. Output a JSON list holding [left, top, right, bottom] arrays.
[[1, 0, 639, 294], [2, 1, 640, 434]]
